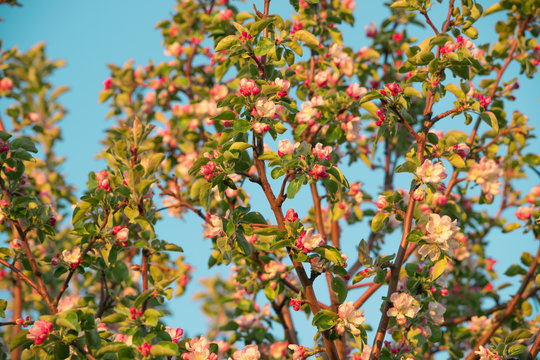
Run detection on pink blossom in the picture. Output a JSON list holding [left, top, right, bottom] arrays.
[[428, 302, 446, 324], [28, 112, 40, 122], [199, 161, 217, 181], [95, 170, 111, 191], [239, 79, 259, 96], [285, 208, 298, 222], [27, 320, 53, 345], [166, 327, 184, 343], [288, 344, 306, 360], [295, 228, 324, 252], [386, 82, 402, 95], [138, 342, 152, 356], [255, 98, 276, 118], [62, 246, 81, 267], [415, 160, 447, 183], [253, 122, 270, 133], [312, 143, 332, 161], [203, 215, 223, 238], [278, 139, 294, 156], [233, 344, 261, 360], [365, 22, 377, 37], [412, 188, 425, 201], [392, 33, 403, 43], [210, 84, 228, 100], [346, 83, 367, 100], [453, 143, 470, 158], [261, 260, 287, 281], [336, 301, 365, 335], [310, 164, 328, 179], [387, 292, 420, 325], [376, 195, 388, 211], [515, 205, 534, 221], [342, 0, 355, 10], [219, 9, 233, 20], [0, 77, 13, 92], [467, 158, 503, 200]]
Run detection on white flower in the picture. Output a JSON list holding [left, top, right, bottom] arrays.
[[474, 345, 497, 360], [468, 315, 491, 333], [428, 302, 446, 325], [336, 301, 365, 335], [255, 98, 276, 118], [415, 159, 447, 183], [467, 158, 503, 201], [203, 215, 223, 238], [387, 292, 420, 325], [62, 246, 81, 265], [419, 214, 460, 260]]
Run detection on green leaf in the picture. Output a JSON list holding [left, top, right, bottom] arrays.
[[72, 201, 92, 225], [56, 312, 81, 331], [406, 229, 424, 243], [292, 30, 319, 48], [312, 309, 338, 331], [445, 83, 465, 100], [403, 87, 423, 98], [229, 142, 251, 151], [506, 344, 526, 356], [215, 35, 238, 52], [331, 277, 348, 303], [447, 153, 466, 168], [134, 289, 153, 308], [254, 37, 274, 56], [287, 41, 303, 56], [502, 223, 520, 233], [432, 257, 447, 281], [10, 137, 37, 153], [164, 243, 184, 252], [505, 329, 532, 345], [480, 111, 499, 133], [10, 330, 30, 351], [395, 161, 417, 173], [0, 131, 12, 141], [314, 246, 344, 266], [371, 212, 388, 232], [504, 264, 526, 277], [101, 313, 127, 323], [212, 110, 236, 121], [390, 0, 410, 8], [429, 33, 453, 46], [287, 177, 303, 199]]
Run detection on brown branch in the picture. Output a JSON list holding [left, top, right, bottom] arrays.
[[420, 9, 439, 35], [465, 244, 540, 360], [389, 105, 421, 143], [441, 0, 455, 33], [0, 259, 40, 296]]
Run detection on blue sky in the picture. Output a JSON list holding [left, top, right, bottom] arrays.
[[1, 0, 538, 349]]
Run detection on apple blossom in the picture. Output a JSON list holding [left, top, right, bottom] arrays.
[[387, 292, 420, 325], [295, 228, 324, 253], [336, 301, 365, 335], [62, 246, 81, 267], [27, 320, 53, 345], [415, 160, 448, 183], [255, 98, 276, 118]]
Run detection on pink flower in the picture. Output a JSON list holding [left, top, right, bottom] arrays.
[[453, 143, 470, 158], [288, 344, 306, 360], [233, 344, 261, 360], [138, 342, 152, 356], [62, 246, 81, 267], [342, 0, 355, 10], [95, 170, 111, 191], [199, 161, 217, 181], [365, 22, 377, 37], [252, 122, 270, 133], [285, 208, 298, 222], [27, 320, 53, 345], [310, 164, 328, 179], [336, 301, 365, 335], [114, 226, 129, 243], [103, 78, 112, 90], [346, 83, 367, 100], [386, 82, 402, 95], [412, 188, 425, 201], [0, 77, 13, 92], [219, 9, 233, 20], [376, 195, 388, 211], [289, 299, 301, 311], [515, 206, 534, 221], [466, 158, 503, 200], [387, 292, 420, 325], [166, 327, 184, 343], [255, 98, 276, 118], [415, 160, 447, 183], [312, 143, 332, 161], [392, 33, 403, 43], [296, 228, 324, 252], [278, 139, 295, 156], [239, 79, 259, 97]]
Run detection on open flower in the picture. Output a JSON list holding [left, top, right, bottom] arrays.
[[62, 246, 81, 267], [233, 344, 261, 360], [255, 98, 276, 118], [336, 301, 365, 335], [387, 292, 419, 325], [27, 320, 53, 345], [415, 160, 447, 183]]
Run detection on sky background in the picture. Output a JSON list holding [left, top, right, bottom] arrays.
[[1, 0, 538, 352]]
